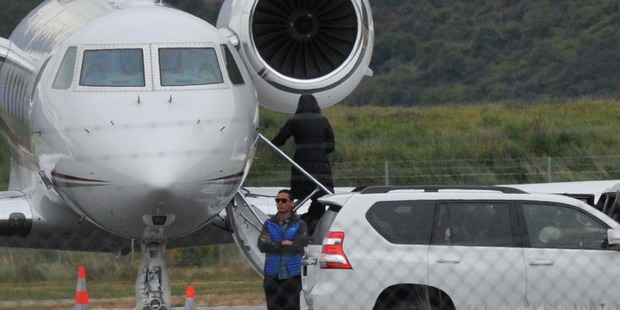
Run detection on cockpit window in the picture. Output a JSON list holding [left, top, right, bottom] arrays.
[[159, 48, 223, 86], [79, 49, 145, 87], [223, 45, 245, 85], [52, 47, 77, 89]]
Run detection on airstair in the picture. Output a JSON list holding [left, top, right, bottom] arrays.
[[227, 134, 334, 276]]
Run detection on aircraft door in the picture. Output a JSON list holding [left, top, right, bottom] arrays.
[[607, 191, 620, 221], [226, 190, 268, 276]]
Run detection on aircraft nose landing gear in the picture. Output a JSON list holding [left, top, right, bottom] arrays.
[[136, 234, 171, 310], [141, 265, 166, 310]]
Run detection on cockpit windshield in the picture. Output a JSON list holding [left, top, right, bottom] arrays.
[[159, 48, 223, 86], [79, 49, 145, 87], [75, 46, 226, 90]]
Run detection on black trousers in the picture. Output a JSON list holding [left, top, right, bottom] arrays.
[[263, 276, 302, 310]]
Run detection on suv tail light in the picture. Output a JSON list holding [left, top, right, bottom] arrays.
[[320, 231, 352, 269]]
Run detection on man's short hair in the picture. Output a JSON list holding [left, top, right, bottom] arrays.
[[278, 189, 293, 200]]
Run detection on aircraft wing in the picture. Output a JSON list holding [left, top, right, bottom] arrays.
[[0, 190, 137, 255], [501, 180, 620, 205], [241, 186, 356, 216]]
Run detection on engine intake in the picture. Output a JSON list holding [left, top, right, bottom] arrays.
[[252, 0, 358, 79], [218, 0, 374, 112]]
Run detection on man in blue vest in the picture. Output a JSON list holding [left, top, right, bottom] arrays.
[[258, 189, 308, 310]]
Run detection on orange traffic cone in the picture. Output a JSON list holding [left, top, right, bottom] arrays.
[[184, 285, 196, 310], [75, 266, 89, 310]]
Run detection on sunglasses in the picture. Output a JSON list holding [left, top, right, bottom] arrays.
[[274, 198, 290, 203]]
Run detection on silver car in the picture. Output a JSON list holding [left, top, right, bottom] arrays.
[[301, 186, 620, 309]]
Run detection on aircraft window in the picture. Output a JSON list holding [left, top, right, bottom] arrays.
[[52, 47, 77, 89], [223, 46, 245, 85], [79, 49, 145, 87], [32, 57, 50, 101], [159, 48, 223, 86]]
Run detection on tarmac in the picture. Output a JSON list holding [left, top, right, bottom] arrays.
[[0, 300, 267, 310], [18, 306, 266, 310]]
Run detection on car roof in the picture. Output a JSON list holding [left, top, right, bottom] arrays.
[[318, 185, 620, 228]]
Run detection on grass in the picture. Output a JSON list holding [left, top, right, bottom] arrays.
[[1, 99, 620, 307], [0, 245, 265, 309], [246, 99, 620, 187], [0, 280, 264, 309]]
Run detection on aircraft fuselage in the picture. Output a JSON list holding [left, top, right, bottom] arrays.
[[3, 1, 259, 240]]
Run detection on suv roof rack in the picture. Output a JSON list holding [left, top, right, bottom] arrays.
[[358, 185, 527, 194]]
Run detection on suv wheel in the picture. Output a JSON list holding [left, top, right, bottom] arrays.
[[391, 297, 430, 310], [374, 285, 455, 310]]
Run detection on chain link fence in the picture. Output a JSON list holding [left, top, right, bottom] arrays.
[[248, 156, 620, 309], [1, 156, 620, 308], [247, 155, 620, 187]]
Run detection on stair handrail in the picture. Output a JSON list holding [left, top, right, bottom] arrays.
[[258, 133, 334, 197]]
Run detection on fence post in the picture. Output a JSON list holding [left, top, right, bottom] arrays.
[[384, 160, 389, 185], [547, 157, 552, 183]]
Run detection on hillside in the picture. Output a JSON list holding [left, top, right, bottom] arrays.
[[363, 0, 620, 106], [2, 0, 620, 106]]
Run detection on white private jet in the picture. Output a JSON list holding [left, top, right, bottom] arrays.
[[0, 0, 373, 309]]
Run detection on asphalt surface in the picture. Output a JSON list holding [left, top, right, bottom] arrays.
[[0, 300, 267, 310], [19, 306, 266, 310], [109, 306, 267, 310]]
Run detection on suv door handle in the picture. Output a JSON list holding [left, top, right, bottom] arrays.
[[528, 259, 554, 266], [436, 256, 461, 264], [303, 256, 318, 266]]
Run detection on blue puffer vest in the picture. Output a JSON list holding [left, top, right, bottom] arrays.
[[264, 218, 303, 277]]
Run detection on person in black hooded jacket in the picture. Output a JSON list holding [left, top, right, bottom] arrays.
[[271, 94, 335, 234]]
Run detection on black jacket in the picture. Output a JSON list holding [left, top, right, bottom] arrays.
[[272, 94, 335, 200]]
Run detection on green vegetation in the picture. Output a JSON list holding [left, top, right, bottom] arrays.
[[2, 98, 617, 305], [0, 245, 263, 307], [0, 99, 614, 305], [358, 0, 620, 106], [246, 99, 620, 187]]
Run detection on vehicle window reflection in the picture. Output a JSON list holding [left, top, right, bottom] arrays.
[[366, 200, 435, 244], [522, 203, 608, 250], [433, 202, 513, 247], [159, 48, 223, 86], [79, 49, 145, 87]]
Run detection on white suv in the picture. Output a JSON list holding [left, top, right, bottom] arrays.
[[301, 186, 620, 310]]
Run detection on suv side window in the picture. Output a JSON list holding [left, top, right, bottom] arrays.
[[521, 203, 608, 250], [433, 202, 513, 246], [366, 200, 435, 244]]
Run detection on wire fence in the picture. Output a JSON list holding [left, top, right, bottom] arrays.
[[246, 155, 620, 187], [2, 155, 620, 308]]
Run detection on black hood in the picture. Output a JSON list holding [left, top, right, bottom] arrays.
[[295, 94, 321, 114]]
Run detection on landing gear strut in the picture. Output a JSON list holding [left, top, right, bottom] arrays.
[[136, 228, 171, 310]]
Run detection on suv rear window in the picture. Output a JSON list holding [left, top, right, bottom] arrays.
[[309, 205, 341, 245], [366, 200, 435, 244]]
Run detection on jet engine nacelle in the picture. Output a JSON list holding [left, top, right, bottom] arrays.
[[0, 192, 32, 236], [217, 0, 374, 112]]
